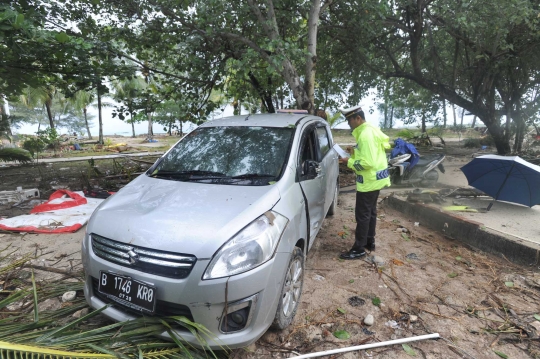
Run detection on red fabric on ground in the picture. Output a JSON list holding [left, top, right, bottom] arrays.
[[30, 190, 87, 213]]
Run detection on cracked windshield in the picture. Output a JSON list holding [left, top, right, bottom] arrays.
[[150, 126, 294, 184]]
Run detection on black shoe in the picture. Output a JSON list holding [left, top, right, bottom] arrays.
[[365, 243, 375, 252], [340, 249, 366, 260]]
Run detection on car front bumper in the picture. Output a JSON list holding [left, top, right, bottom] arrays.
[[82, 234, 290, 349]]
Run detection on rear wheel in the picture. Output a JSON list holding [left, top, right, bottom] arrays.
[[272, 247, 304, 330]]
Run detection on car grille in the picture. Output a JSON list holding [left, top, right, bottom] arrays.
[[91, 233, 197, 279], [91, 277, 194, 323]]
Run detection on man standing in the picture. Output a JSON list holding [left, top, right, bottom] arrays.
[[339, 106, 391, 259]]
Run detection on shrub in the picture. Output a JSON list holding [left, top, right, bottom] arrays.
[[396, 129, 416, 140], [22, 137, 46, 157], [463, 136, 494, 148]]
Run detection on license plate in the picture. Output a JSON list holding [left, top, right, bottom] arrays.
[[98, 271, 156, 313]]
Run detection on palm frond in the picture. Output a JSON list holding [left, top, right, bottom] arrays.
[[0, 148, 32, 163], [0, 246, 227, 358], [0, 341, 115, 358]]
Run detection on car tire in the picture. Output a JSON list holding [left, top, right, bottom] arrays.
[[326, 181, 339, 216], [272, 247, 304, 330]]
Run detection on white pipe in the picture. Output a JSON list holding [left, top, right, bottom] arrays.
[[288, 333, 440, 359]]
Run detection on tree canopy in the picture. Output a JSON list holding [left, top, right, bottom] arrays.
[[2, 0, 540, 153]]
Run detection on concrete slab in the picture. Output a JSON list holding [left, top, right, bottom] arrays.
[[392, 154, 540, 245], [383, 195, 540, 268]]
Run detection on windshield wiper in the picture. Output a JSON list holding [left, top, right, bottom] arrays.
[[231, 173, 276, 179], [149, 170, 227, 178]]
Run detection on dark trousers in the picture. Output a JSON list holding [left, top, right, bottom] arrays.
[[352, 190, 380, 250]]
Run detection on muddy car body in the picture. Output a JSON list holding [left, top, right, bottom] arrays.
[[81, 113, 339, 348]]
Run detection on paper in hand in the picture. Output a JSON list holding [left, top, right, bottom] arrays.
[[333, 144, 350, 158]]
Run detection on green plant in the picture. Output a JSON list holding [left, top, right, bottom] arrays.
[[0, 148, 32, 163], [36, 128, 61, 155], [22, 136, 46, 158], [103, 137, 114, 147], [463, 136, 495, 148], [396, 129, 416, 140]]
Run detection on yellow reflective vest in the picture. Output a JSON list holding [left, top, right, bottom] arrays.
[[347, 122, 391, 192]]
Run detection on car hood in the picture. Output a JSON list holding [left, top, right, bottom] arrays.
[[87, 175, 281, 259]]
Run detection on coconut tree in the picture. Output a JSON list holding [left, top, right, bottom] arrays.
[[112, 77, 146, 138], [72, 90, 95, 139]]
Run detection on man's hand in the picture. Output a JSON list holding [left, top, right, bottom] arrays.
[[339, 157, 349, 165]]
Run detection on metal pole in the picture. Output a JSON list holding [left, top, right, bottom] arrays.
[[288, 333, 440, 359]]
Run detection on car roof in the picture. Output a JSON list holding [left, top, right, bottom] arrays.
[[199, 114, 324, 128]]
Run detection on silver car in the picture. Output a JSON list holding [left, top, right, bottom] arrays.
[[82, 113, 339, 348]]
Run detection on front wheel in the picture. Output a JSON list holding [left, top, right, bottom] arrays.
[[272, 247, 304, 330]]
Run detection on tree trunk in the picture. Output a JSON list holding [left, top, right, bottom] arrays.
[[97, 82, 104, 145], [442, 98, 447, 128], [460, 108, 465, 128], [471, 115, 477, 128], [483, 117, 511, 154], [389, 106, 394, 129], [130, 112, 136, 138], [452, 104, 457, 127], [84, 108, 92, 139], [45, 100, 54, 129], [303, 0, 321, 113], [505, 107, 512, 143], [247, 72, 275, 113], [147, 112, 153, 137], [383, 102, 388, 128], [421, 113, 426, 133]]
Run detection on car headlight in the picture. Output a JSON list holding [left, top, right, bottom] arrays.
[[203, 211, 288, 280]]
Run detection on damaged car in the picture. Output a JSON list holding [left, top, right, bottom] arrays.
[[81, 113, 339, 348]]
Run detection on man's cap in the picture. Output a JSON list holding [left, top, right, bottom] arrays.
[[340, 105, 364, 119]]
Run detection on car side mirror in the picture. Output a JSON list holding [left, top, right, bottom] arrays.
[[304, 160, 321, 180]]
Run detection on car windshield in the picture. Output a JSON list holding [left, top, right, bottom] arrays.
[[149, 126, 294, 185]]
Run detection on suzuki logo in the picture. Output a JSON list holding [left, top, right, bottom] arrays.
[[127, 250, 139, 264]]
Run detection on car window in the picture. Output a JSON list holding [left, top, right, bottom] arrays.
[[150, 126, 294, 185], [316, 127, 330, 158], [298, 128, 319, 176]]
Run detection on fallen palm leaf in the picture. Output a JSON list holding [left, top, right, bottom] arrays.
[[0, 248, 221, 358], [0, 341, 115, 358]]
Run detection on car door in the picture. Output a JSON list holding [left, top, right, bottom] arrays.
[[316, 124, 338, 213], [297, 124, 326, 247]]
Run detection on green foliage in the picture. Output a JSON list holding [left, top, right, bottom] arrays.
[[0, 148, 32, 163], [37, 128, 61, 153], [396, 129, 416, 140], [22, 137, 46, 157], [463, 136, 495, 148]]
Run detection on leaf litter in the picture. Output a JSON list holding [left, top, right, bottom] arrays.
[[229, 192, 540, 358]]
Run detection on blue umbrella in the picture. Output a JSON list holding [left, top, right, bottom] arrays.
[[460, 155, 540, 210]]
